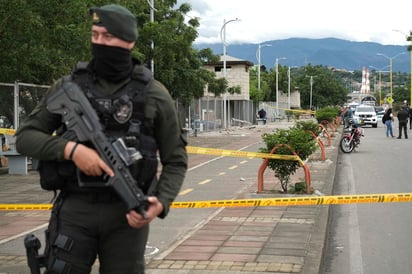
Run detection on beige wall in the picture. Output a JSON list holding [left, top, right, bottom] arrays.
[[204, 62, 250, 101], [278, 90, 301, 109]]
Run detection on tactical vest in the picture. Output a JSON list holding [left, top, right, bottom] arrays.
[[39, 62, 158, 194]]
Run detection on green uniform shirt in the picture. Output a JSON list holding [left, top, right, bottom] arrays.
[[15, 64, 187, 218]]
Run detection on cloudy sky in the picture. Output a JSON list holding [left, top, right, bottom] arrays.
[[177, 0, 411, 46]]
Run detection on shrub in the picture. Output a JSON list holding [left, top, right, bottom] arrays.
[[315, 107, 339, 124], [260, 127, 317, 192], [294, 120, 322, 136], [289, 181, 308, 194]]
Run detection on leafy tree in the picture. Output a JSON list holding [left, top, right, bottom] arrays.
[[264, 65, 299, 102], [208, 78, 228, 97], [134, 0, 216, 108], [227, 85, 241, 95], [0, 0, 91, 124], [253, 64, 354, 109], [0, 0, 217, 125], [250, 66, 271, 103], [294, 65, 347, 108], [0, 0, 90, 84]]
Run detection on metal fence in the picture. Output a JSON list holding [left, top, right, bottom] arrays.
[[186, 97, 257, 132], [0, 81, 260, 138], [257, 101, 289, 121], [0, 82, 50, 129], [0, 82, 50, 152]]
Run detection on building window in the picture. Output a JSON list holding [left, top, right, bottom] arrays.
[[215, 66, 231, 72]]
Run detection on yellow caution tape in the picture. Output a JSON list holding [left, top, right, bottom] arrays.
[[0, 128, 16, 135], [0, 129, 302, 164], [264, 105, 315, 114], [2, 193, 412, 210], [172, 193, 411, 208], [186, 146, 302, 164], [0, 204, 53, 210]]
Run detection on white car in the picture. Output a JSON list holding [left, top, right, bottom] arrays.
[[353, 105, 378, 128], [374, 106, 385, 124]]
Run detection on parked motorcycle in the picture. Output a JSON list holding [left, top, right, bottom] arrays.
[[340, 118, 364, 153]]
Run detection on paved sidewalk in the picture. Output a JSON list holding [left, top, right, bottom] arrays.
[[0, 120, 341, 274], [146, 123, 340, 274]]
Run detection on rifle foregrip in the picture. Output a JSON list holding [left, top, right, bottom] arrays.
[[109, 175, 149, 219]]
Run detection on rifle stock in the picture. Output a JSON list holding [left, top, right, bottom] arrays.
[[47, 80, 148, 218]]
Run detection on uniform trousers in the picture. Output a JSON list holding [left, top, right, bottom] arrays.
[[398, 120, 408, 138], [48, 191, 148, 274]]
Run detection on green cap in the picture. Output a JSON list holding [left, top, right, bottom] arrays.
[[90, 4, 137, 42]]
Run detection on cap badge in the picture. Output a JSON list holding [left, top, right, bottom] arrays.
[[92, 12, 100, 23]]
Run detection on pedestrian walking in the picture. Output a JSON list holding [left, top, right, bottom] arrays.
[[382, 107, 395, 138], [15, 4, 187, 273], [397, 106, 409, 139]]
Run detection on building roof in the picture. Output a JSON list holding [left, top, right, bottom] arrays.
[[205, 55, 254, 67]]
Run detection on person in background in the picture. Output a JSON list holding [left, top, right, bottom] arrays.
[[15, 4, 187, 273], [382, 107, 394, 138], [258, 108, 267, 124], [340, 106, 347, 125], [344, 106, 353, 128], [404, 100, 410, 111], [397, 106, 409, 139]]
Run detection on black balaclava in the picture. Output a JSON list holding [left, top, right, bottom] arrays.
[[89, 4, 137, 82], [92, 43, 132, 83]]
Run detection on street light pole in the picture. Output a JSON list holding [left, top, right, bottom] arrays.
[[256, 43, 271, 91], [275, 57, 286, 116], [288, 67, 291, 110], [378, 71, 381, 104], [409, 32, 412, 107], [310, 76, 313, 109], [220, 18, 239, 129], [369, 65, 390, 105], [376, 52, 406, 107]]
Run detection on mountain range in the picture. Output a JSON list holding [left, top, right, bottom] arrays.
[[194, 37, 410, 73]]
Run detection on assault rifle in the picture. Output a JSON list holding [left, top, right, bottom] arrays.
[[47, 80, 148, 218]]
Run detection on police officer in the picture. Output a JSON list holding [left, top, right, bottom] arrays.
[[16, 4, 187, 274], [397, 106, 409, 139]]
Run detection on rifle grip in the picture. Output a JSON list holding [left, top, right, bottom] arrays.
[[135, 198, 149, 220]]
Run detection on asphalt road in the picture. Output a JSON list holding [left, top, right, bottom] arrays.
[[322, 121, 412, 274]]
